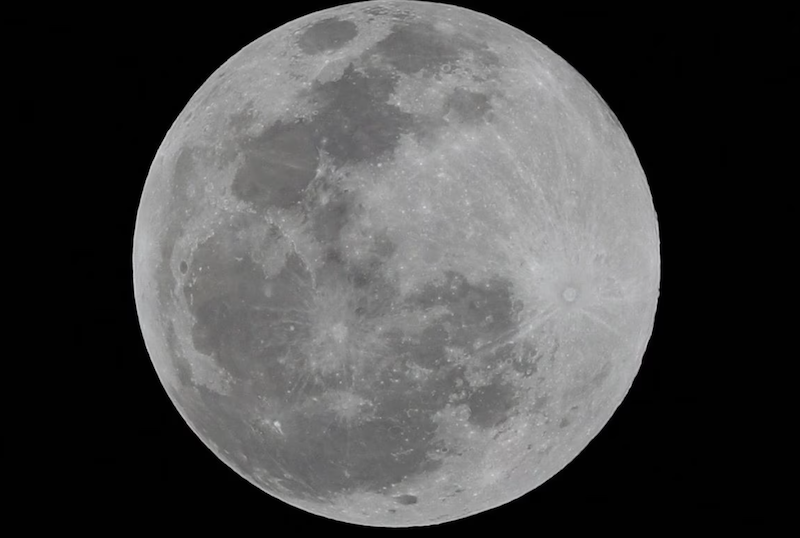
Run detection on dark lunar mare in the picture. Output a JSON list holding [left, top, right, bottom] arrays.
[[444, 87, 493, 124], [388, 271, 525, 428], [174, 18, 525, 504], [297, 17, 359, 55], [370, 20, 501, 77], [231, 61, 417, 212], [182, 229, 527, 502], [230, 19, 499, 212]]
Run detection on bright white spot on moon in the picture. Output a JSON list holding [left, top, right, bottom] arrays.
[[330, 322, 348, 343], [562, 287, 578, 303]]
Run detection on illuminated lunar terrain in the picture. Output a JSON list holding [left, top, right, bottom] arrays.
[[133, 1, 660, 526]]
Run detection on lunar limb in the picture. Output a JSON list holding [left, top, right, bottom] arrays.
[[133, 1, 660, 527]]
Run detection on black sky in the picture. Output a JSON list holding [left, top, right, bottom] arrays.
[[24, 1, 792, 532]]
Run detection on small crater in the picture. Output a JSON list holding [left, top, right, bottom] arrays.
[[394, 494, 418, 505], [562, 286, 578, 303], [179, 261, 188, 274]]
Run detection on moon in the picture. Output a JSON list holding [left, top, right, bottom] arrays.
[[133, 0, 660, 527]]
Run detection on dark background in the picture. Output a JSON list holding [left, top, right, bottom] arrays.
[[23, 1, 791, 532]]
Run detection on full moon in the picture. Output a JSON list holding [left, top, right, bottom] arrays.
[[133, 1, 660, 527]]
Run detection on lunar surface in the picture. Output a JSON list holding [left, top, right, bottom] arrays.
[[133, 0, 660, 527]]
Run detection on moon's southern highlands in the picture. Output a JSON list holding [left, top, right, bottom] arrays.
[[133, 1, 660, 527]]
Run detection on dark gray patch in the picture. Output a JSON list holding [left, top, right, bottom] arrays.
[[298, 18, 358, 54], [178, 230, 448, 502], [165, 320, 192, 386], [184, 219, 314, 384], [310, 64, 415, 165], [465, 378, 518, 428], [371, 21, 500, 76], [227, 106, 257, 134], [269, 404, 442, 498], [592, 361, 612, 387], [531, 394, 549, 414], [348, 256, 386, 291], [172, 223, 527, 502], [371, 231, 396, 258], [563, 361, 612, 403], [179, 260, 188, 274], [444, 87, 492, 124], [408, 271, 522, 350], [376, 271, 524, 432], [413, 323, 449, 368], [355, 269, 399, 325], [364, 5, 411, 20], [231, 63, 417, 210], [510, 339, 542, 377], [375, 345, 464, 414], [558, 405, 581, 430], [172, 217, 458, 503], [231, 120, 319, 209], [394, 494, 418, 505]]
